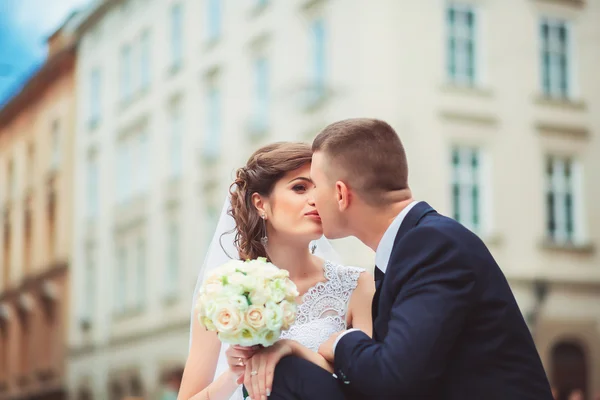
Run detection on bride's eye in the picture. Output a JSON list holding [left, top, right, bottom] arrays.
[[292, 184, 307, 192]]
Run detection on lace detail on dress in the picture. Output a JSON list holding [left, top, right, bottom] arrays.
[[279, 261, 365, 352]]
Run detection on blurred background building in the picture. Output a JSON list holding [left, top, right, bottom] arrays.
[[1, 0, 599, 399], [0, 11, 80, 400]]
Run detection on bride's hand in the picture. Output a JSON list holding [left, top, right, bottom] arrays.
[[244, 340, 294, 400], [226, 345, 260, 379]]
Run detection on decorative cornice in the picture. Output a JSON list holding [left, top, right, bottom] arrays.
[[0, 261, 68, 303], [69, 318, 190, 358], [535, 122, 590, 140], [439, 110, 498, 126]]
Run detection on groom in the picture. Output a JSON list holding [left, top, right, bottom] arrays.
[[269, 118, 553, 399]]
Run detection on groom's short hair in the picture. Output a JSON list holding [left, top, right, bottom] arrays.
[[312, 118, 409, 205]]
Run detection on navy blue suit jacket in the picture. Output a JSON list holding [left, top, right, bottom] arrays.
[[334, 202, 553, 399]]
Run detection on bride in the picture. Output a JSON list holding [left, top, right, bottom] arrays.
[[178, 142, 374, 400]]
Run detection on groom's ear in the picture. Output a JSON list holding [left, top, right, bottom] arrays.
[[335, 181, 351, 211]]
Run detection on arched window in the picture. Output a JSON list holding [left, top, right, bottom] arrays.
[[551, 340, 587, 400]]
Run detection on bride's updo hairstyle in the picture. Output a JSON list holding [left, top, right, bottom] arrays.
[[229, 142, 313, 260]]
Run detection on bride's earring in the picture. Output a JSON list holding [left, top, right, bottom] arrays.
[[260, 214, 268, 248], [310, 242, 317, 254]]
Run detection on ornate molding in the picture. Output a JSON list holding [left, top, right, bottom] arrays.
[[535, 122, 590, 140]]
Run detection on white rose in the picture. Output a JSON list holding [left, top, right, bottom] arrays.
[[221, 282, 244, 297], [264, 301, 284, 331], [228, 271, 248, 287], [280, 301, 297, 330], [249, 284, 272, 306], [236, 323, 260, 347], [284, 279, 299, 301], [245, 305, 267, 330], [204, 270, 222, 285], [258, 329, 280, 347], [268, 279, 287, 303], [241, 275, 259, 293], [204, 282, 223, 296], [229, 295, 249, 312], [213, 304, 243, 334], [198, 315, 216, 331]]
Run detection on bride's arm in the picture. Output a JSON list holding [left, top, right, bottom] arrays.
[[347, 271, 376, 336], [178, 312, 240, 400], [186, 369, 239, 400]]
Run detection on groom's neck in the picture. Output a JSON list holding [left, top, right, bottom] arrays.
[[352, 196, 414, 252]]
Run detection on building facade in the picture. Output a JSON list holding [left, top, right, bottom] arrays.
[[68, 0, 600, 399], [0, 13, 80, 400]]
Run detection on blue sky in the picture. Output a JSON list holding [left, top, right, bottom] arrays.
[[0, 0, 90, 106]]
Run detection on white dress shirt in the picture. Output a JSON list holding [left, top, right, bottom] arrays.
[[331, 200, 421, 356]]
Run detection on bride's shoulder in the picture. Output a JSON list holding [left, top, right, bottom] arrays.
[[325, 260, 374, 288]]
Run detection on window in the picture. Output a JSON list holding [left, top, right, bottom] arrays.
[[115, 247, 127, 313], [170, 3, 183, 69], [169, 106, 183, 177], [311, 18, 326, 96], [546, 156, 584, 245], [207, 0, 221, 42], [7, 159, 15, 198], [3, 225, 11, 289], [83, 247, 95, 320], [117, 130, 148, 202], [51, 120, 60, 169], [117, 140, 132, 202], [87, 156, 98, 218], [252, 56, 269, 131], [166, 222, 179, 297], [540, 18, 571, 99], [446, 4, 477, 86], [23, 208, 32, 274], [120, 45, 133, 101], [205, 82, 221, 157], [136, 130, 150, 193], [451, 147, 482, 232], [26, 145, 35, 187], [140, 30, 151, 90], [136, 238, 146, 307], [89, 68, 101, 123]]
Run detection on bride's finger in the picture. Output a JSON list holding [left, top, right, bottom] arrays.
[[244, 359, 254, 399], [256, 353, 268, 399], [228, 347, 254, 360], [251, 355, 262, 400]]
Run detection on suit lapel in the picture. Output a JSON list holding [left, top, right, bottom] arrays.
[[372, 202, 437, 338]]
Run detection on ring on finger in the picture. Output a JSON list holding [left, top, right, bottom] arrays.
[[251, 370, 258, 376]]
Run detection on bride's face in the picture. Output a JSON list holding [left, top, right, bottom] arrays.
[[257, 164, 323, 244]]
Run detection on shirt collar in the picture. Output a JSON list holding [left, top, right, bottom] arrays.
[[375, 200, 420, 273]]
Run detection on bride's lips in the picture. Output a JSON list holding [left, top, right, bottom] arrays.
[[305, 211, 321, 220]]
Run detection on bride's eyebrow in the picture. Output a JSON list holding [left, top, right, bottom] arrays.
[[288, 177, 313, 184]]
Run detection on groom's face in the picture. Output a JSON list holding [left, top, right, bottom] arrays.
[[310, 152, 346, 239]]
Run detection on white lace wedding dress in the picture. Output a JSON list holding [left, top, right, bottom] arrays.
[[216, 260, 365, 400]]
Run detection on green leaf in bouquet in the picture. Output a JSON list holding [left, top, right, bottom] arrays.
[[221, 276, 229, 285]]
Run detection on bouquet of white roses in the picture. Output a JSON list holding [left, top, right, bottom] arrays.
[[195, 257, 299, 347]]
